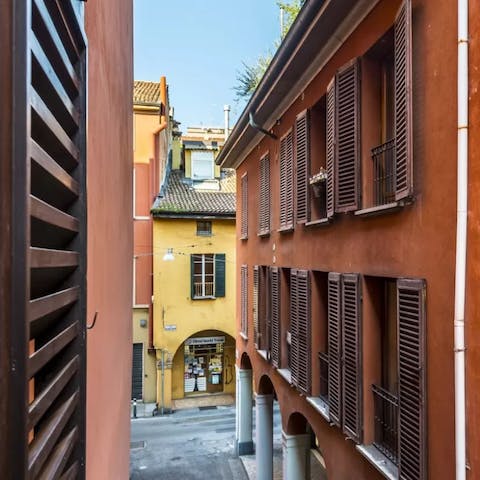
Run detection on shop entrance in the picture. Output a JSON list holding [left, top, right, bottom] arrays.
[[184, 336, 225, 395]]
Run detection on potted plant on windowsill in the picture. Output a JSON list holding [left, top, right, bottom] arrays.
[[309, 167, 327, 198]]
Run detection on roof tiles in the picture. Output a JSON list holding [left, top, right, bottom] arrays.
[[134, 80, 161, 105]]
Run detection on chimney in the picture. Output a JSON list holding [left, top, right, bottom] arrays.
[[224, 104, 231, 141]]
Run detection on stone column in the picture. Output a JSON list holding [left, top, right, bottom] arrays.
[[256, 393, 274, 480], [235, 367, 254, 455], [282, 431, 311, 480]]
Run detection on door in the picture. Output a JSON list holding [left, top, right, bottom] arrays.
[[132, 344, 143, 400]]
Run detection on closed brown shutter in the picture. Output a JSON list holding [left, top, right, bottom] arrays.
[[326, 78, 336, 219], [296, 270, 311, 395], [397, 278, 426, 480], [327, 273, 342, 426], [295, 111, 309, 224], [342, 273, 362, 443], [270, 268, 281, 368], [11, 1, 88, 477], [253, 266, 259, 348], [241, 173, 248, 239], [394, 0, 413, 201], [241, 265, 248, 337], [335, 59, 360, 212], [258, 154, 270, 235], [290, 269, 299, 385], [279, 130, 294, 229]]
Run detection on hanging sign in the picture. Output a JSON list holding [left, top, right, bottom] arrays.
[[185, 336, 225, 346]]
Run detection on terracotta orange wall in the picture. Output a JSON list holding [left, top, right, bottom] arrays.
[[85, 0, 133, 478]]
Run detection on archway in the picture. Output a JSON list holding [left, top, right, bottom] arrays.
[[236, 352, 254, 455]]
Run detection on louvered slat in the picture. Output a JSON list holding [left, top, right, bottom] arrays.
[[326, 79, 336, 218], [394, 0, 413, 200], [59, 462, 78, 480], [328, 273, 342, 426], [335, 60, 360, 212], [270, 268, 281, 367], [280, 130, 294, 229], [30, 247, 79, 268], [295, 111, 309, 223], [241, 174, 248, 239], [30, 196, 79, 233], [296, 270, 311, 395], [258, 154, 270, 235], [397, 278, 426, 480], [253, 266, 260, 348], [342, 273, 362, 443], [29, 287, 80, 325], [290, 270, 299, 385], [241, 265, 248, 336]]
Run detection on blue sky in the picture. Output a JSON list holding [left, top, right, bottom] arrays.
[[134, 0, 281, 129]]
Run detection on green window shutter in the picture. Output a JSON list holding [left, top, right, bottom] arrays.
[[190, 254, 195, 299], [215, 254, 226, 297]]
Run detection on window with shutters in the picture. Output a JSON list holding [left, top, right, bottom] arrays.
[[190, 253, 225, 299], [241, 173, 248, 239], [240, 265, 248, 337], [270, 267, 281, 368], [279, 130, 294, 231], [275, 268, 292, 379], [253, 266, 270, 354], [295, 111, 309, 224], [258, 153, 271, 236]]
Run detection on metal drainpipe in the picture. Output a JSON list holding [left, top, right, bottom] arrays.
[[161, 349, 165, 415], [224, 104, 230, 141], [455, 0, 468, 478]]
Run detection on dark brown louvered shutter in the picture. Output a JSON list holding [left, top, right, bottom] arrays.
[[253, 266, 260, 348], [394, 0, 413, 201], [258, 154, 271, 235], [335, 59, 361, 212], [11, 1, 87, 477], [279, 130, 294, 229], [295, 111, 309, 224], [327, 273, 342, 426], [270, 268, 281, 368], [241, 173, 248, 239], [326, 78, 336, 218], [342, 273, 362, 443], [290, 269, 299, 385], [296, 270, 311, 395], [241, 265, 248, 337], [397, 278, 426, 480]]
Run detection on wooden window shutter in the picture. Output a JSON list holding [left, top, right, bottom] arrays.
[[253, 266, 260, 348], [258, 154, 270, 235], [327, 273, 342, 426], [214, 254, 225, 297], [394, 0, 413, 201], [296, 270, 311, 395], [279, 130, 294, 229], [190, 255, 195, 298], [290, 269, 299, 385], [397, 278, 426, 480], [270, 267, 281, 368], [335, 59, 361, 212], [342, 273, 363, 443], [240, 265, 248, 336], [10, 2, 88, 477], [326, 78, 336, 218], [241, 173, 248, 239], [295, 111, 309, 224]]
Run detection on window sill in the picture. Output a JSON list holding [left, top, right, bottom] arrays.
[[257, 230, 270, 238], [356, 444, 398, 480], [277, 368, 292, 384], [354, 202, 403, 218], [257, 349, 269, 361], [277, 225, 294, 234], [134, 216, 151, 221], [239, 332, 248, 341], [192, 296, 216, 300], [305, 218, 330, 227], [306, 396, 330, 422], [240, 236, 248, 241]]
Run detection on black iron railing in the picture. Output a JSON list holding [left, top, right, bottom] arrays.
[[372, 384, 398, 465], [372, 139, 396, 206], [318, 352, 329, 402]]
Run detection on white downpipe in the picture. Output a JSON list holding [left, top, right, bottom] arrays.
[[455, 0, 468, 479]]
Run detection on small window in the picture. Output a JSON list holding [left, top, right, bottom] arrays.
[[196, 221, 212, 236], [190, 253, 225, 299], [191, 150, 214, 179]]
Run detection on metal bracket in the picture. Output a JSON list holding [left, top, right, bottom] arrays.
[[87, 311, 98, 330]]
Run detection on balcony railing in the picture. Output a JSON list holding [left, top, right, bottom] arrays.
[[372, 384, 398, 465], [372, 139, 396, 206], [318, 352, 329, 402], [194, 281, 214, 298]]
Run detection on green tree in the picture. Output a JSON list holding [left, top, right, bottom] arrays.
[[234, 0, 304, 100]]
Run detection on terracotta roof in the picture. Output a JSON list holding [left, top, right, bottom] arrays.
[[133, 80, 161, 105], [152, 169, 236, 218]]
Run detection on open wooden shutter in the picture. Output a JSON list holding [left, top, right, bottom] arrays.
[[327, 273, 342, 426], [295, 111, 309, 224], [335, 59, 361, 213], [240, 265, 248, 337], [258, 154, 270, 235], [290, 269, 299, 385], [394, 0, 413, 201], [214, 254, 225, 297], [279, 130, 294, 229], [270, 268, 281, 368], [296, 270, 311, 395], [326, 78, 336, 219], [241, 173, 248, 239], [397, 278, 426, 480], [342, 273, 362, 443], [190, 255, 196, 299], [10, 1, 88, 477], [253, 266, 260, 348]]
